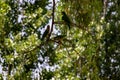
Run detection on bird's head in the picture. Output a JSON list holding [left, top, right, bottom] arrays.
[[62, 11, 66, 15]]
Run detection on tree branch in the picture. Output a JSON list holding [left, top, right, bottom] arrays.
[[54, 21, 87, 31], [102, 0, 108, 18], [48, 0, 55, 39]]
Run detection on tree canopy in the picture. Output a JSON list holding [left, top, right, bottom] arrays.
[[0, 0, 120, 79]]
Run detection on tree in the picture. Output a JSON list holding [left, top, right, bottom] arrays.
[[0, 0, 120, 80]]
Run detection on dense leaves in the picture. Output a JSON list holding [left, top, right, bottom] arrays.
[[0, 0, 120, 79]]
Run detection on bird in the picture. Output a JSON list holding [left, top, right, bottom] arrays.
[[62, 11, 71, 29], [41, 25, 50, 41]]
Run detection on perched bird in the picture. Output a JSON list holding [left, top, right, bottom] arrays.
[[62, 11, 71, 29], [41, 25, 50, 40]]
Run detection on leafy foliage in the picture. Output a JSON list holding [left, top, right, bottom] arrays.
[[0, 0, 120, 80]]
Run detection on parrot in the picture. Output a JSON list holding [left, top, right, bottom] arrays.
[[62, 11, 71, 29], [41, 25, 50, 41]]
